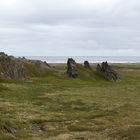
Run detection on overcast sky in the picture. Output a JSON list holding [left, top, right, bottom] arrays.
[[0, 0, 140, 56]]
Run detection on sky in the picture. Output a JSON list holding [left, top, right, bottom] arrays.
[[0, 0, 140, 56]]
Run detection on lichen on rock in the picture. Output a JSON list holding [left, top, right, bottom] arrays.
[[0, 52, 28, 80], [96, 61, 120, 81], [67, 58, 79, 78]]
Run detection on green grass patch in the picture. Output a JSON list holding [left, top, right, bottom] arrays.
[[0, 63, 140, 139]]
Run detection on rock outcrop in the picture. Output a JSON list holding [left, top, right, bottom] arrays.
[[67, 58, 79, 78], [0, 52, 28, 80], [0, 52, 121, 82], [0, 52, 53, 81], [96, 61, 120, 81], [84, 61, 92, 69]]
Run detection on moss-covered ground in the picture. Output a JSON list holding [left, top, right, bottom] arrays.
[[0, 63, 140, 140]]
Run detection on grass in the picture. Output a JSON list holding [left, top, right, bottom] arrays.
[[0, 63, 140, 140]]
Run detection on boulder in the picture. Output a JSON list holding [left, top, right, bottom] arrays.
[[96, 61, 120, 81], [67, 58, 79, 78], [84, 61, 92, 69]]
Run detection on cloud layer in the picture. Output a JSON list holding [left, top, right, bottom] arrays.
[[0, 0, 140, 56]]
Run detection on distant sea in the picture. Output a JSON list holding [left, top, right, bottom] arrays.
[[25, 56, 140, 63]]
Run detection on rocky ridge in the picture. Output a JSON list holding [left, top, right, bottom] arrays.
[[0, 52, 120, 81], [0, 52, 51, 81]]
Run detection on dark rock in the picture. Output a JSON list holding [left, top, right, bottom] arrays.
[[67, 58, 79, 78], [96, 61, 120, 81], [0, 52, 53, 80], [0, 52, 7, 56], [84, 61, 92, 69], [0, 52, 28, 80], [44, 61, 51, 67]]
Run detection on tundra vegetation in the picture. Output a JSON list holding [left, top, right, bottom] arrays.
[[0, 53, 140, 140]]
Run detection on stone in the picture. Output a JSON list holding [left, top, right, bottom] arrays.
[[0, 52, 53, 81], [84, 61, 92, 69], [96, 61, 120, 81], [0, 52, 6, 56], [67, 58, 79, 78], [0, 52, 28, 80]]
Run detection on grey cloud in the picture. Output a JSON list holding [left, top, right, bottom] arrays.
[[0, 0, 140, 56]]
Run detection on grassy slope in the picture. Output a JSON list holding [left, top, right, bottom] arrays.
[[0, 64, 140, 140]]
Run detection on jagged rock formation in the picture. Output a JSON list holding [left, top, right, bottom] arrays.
[[0, 53, 50, 80], [96, 61, 120, 81], [0, 52, 6, 56], [67, 58, 79, 78], [0, 52, 28, 80], [0, 52, 53, 81], [84, 61, 92, 69], [0, 52, 120, 82]]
